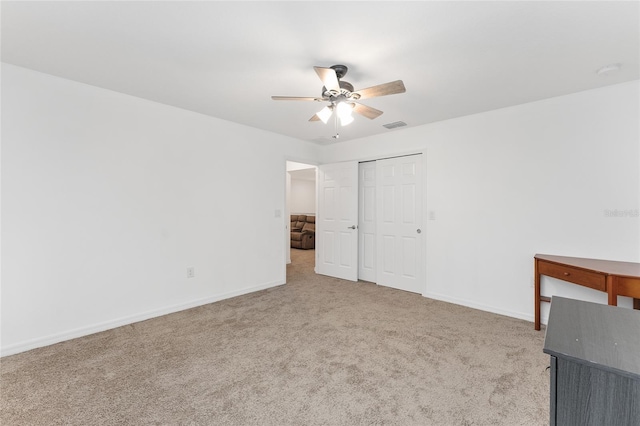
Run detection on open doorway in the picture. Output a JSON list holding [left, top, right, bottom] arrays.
[[286, 161, 317, 277]]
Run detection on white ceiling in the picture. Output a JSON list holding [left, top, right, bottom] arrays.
[[2, 1, 638, 144]]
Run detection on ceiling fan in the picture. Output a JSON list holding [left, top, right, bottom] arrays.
[[271, 65, 406, 135]]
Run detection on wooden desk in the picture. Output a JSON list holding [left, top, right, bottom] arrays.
[[534, 254, 640, 331]]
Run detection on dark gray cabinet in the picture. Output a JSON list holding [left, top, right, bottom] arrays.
[[543, 296, 640, 426]]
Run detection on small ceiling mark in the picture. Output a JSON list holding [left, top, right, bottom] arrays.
[[596, 63, 621, 76]]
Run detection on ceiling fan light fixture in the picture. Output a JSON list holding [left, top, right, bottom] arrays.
[[316, 106, 333, 124], [340, 114, 354, 126], [336, 101, 353, 118]]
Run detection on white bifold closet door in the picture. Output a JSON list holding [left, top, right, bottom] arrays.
[[358, 155, 423, 293], [376, 155, 423, 293], [316, 161, 359, 281]]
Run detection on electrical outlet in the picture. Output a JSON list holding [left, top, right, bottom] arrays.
[[187, 267, 195, 278]]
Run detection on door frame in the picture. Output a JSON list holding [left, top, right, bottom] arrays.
[[283, 157, 318, 282]]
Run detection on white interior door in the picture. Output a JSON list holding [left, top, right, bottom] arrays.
[[316, 161, 359, 281], [358, 162, 376, 282], [376, 155, 423, 293]]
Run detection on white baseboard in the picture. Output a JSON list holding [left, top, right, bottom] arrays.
[[422, 291, 535, 324], [1, 279, 285, 357]]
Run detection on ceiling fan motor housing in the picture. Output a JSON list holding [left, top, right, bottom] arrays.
[[320, 65, 361, 101], [322, 80, 359, 101]]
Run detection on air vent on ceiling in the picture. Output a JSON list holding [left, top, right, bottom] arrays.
[[383, 121, 407, 130]]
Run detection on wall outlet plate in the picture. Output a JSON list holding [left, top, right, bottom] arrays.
[[187, 267, 195, 278]]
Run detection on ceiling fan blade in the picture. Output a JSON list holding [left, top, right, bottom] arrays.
[[354, 80, 406, 100], [353, 103, 383, 120], [314, 66, 340, 91], [309, 114, 321, 122], [271, 96, 323, 101]]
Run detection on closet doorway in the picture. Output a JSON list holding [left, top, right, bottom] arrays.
[[316, 154, 424, 294]]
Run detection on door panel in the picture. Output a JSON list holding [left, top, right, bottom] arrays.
[[322, 231, 335, 264], [402, 184, 416, 223], [317, 161, 358, 281], [382, 186, 395, 222], [339, 231, 352, 266], [402, 237, 416, 277], [323, 187, 335, 218], [382, 235, 395, 273], [376, 155, 423, 293]]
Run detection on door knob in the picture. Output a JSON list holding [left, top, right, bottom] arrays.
[[417, 229, 422, 234], [348, 225, 357, 229]]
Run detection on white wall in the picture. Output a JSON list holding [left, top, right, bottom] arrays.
[[290, 178, 316, 215], [321, 81, 640, 325], [1, 64, 319, 355], [2, 63, 638, 356]]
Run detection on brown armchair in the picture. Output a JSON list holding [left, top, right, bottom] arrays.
[[290, 215, 315, 249]]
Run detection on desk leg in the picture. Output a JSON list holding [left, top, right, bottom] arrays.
[[607, 275, 617, 306], [607, 276, 639, 309], [535, 259, 541, 331]]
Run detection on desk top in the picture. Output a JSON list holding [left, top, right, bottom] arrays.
[[543, 296, 640, 380], [535, 254, 640, 279]]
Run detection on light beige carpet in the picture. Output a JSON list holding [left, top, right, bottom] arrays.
[[1, 249, 549, 425]]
